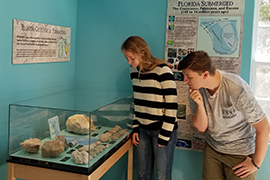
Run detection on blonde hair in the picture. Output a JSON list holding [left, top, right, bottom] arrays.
[[121, 36, 166, 71]]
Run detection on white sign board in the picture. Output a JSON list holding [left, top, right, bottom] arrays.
[[12, 19, 71, 64], [165, 0, 245, 74]]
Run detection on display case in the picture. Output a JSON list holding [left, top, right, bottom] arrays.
[[7, 95, 134, 175]]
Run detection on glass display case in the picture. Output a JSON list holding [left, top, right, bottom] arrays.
[[7, 95, 134, 175]]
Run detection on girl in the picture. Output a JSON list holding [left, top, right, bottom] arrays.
[[121, 36, 178, 180]]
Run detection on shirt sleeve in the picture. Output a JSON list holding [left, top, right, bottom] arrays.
[[132, 116, 140, 133], [237, 89, 265, 124], [158, 66, 178, 146], [189, 94, 197, 115]]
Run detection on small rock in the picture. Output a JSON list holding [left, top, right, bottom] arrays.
[[99, 133, 110, 142], [55, 135, 68, 150], [20, 138, 42, 153], [71, 150, 91, 164]]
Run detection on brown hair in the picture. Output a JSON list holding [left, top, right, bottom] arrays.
[[177, 51, 216, 75], [121, 36, 165, 71]]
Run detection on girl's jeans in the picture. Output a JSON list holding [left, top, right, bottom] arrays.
[[137, 127, 177, 180]]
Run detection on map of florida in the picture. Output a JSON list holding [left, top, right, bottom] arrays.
[[200, 18, 238, 55]]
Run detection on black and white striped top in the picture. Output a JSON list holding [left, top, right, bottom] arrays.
[[130, 63, 178, 146]]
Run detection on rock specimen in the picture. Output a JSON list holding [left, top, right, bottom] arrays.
[[20, 138, 42, 153], [114, 125, 121, 131], [71, 150, 92, 164], [68, 139, 78, 147], [91, 144, 110, 156], [99, 132, 111, 142], [111, 135, 119, 140], [108, 129, 117, 134], [41, 140, 65, 158], [90, 151, 97, 158], [93, 144, 110, 154], [78, 141, 101, 152], [111, 129, 128, 140], [66, 114, 95, 134], [98, 125, 123, 142], [71, 143, 111, 164], [55, 135, 68, 150], [108, 125, 121, 134]]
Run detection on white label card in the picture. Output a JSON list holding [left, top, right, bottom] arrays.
[[48, 116, 60, 139]]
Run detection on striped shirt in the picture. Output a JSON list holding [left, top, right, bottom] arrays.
[[130, 63, 178, 146]]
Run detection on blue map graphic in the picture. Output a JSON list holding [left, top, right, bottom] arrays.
[[200, 18, 238, 55]]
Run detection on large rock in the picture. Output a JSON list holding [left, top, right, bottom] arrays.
[[41, 140, 65, 158], [20, 138, 42, 153], [66, 114, 95, 134]]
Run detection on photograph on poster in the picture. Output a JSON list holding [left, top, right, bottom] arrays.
[[176, 139, 191, 149], [177, 104, 186, 119], [174, 72, 184, 81], [167, 48, 177, 57], [169, 15, 175, 22], [167, 47, 192, 71]]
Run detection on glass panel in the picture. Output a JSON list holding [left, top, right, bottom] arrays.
[[259, 0, 270, 23], [255, 0, 270, 62], [253, 0, 270, 141], [91, 95, 134, 128], [255, 26, 270, 62], [254, 67, 270, 99]]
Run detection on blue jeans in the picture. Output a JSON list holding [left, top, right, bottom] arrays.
[[137, 127, 177, 180]]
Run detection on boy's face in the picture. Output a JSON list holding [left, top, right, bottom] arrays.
[[182, 68, 204, 90]]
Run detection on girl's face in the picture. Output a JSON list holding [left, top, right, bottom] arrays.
[[123, 49, 141, 68]]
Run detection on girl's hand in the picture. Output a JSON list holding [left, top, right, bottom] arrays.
[[132, 133, 139, 146]]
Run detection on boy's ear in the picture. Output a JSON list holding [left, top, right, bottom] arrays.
[[203, 71, 209, 79]]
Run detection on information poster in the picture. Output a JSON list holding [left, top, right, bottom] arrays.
[[12, 19, 71, 64], [166, 0, 245, 151]]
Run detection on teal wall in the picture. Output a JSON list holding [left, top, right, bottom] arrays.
[[241, 0, 255, 83], [75, 0, 269, 180], [0, 0, 269, 180], [74, 0, 168, 110], [0, 0, 77, 179]]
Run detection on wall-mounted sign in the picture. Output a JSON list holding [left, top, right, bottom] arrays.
[[165, 0, 245, 75], [166, 0, 245, 152], [12, 19, 71, 64]]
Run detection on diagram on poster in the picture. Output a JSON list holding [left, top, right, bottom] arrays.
[[197, 16, 241, 57]]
